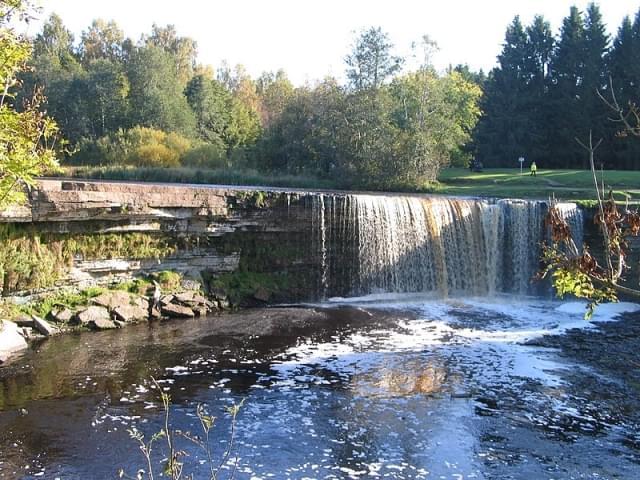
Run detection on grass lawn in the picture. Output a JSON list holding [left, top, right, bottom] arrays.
[[53, 165, 640, 204], [436, 168, 640, 203]]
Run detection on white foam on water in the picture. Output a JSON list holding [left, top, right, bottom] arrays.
[[116, 295, 639, 479], [271, 297, 640, 391]]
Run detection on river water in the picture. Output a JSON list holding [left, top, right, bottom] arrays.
[[1, 295, 640, 479]]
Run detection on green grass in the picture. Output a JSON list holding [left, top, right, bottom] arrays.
[[57, 165, 341, 190], [20, 286, 107, 319], [436, 168, 640, 202], [55, 165, 640, 203]]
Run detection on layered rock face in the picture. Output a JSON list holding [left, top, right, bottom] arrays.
[[0, 180, 320, 300]]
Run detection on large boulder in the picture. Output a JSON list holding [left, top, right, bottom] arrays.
[[91, 291, 133, 310], [0, 320, 28, 363], [161, 303, 195, 318], [90, 318, 118, 330], [113, 304, 149, 323], [75, 306, 111, 326], [174, 291, 195, 303], [50, 308, 74, 323], [160, 294, 175, 306], [132, 296, 150, 311]]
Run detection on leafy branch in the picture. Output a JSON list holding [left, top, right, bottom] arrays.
[[540, 130, 640, 318]]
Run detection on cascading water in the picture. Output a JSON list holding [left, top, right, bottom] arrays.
[[312, 194, 584, 299]]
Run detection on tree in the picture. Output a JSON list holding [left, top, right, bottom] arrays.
[[84, 59, 130, 137], [79, 19, 125, 64], [547, 5, 610, 169], [145, 24, 197, 87], [581, 3, 611, 150], [542, 131, 640, 318], [474, 16, 531, 166], [0, 0, 59, 207], [606, 10, 640, 168], [522, 15, 555, 164], [256, 70, 294, 129], [33, 13, 75, 60], [185, 74, 231, 146], [126, 45, 197, 137], [345, 27, 403, 91], [220, 65, 262, 151]]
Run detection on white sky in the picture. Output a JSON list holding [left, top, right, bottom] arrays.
[[29, 0, 639, 85]]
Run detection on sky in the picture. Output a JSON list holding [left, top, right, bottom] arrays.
[[29, 0, 640, 85]]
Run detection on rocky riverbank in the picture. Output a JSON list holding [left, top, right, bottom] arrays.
[[0, 280, 227, 364]]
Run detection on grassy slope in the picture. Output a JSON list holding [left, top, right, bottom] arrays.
[[436, 168, 640, 203]]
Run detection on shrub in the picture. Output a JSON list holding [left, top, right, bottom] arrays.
[[70, 127, 194, 168], [133, 143, 180, 167], [182, 143, 228, 169]]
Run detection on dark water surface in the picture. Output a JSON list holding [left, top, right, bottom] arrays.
[[1, 296, 639, 479]]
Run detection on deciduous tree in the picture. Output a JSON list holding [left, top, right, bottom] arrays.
[[0, 0, 60, 207]]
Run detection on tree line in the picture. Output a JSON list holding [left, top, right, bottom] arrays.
[[475, 3, 640, 170], [20, 17, 481, 189], [19, 3, 640, 190]]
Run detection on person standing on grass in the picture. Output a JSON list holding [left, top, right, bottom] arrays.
[[530, 161, 537, 176]]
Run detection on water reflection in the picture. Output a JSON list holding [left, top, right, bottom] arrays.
[[354, 358, 449, 398]]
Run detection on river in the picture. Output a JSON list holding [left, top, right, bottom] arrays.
[[1, 295, 639, 479]]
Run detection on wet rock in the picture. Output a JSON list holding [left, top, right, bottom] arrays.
[[174, 291, 195, 303], [75, 306, 111, 326], [132, 296, 150, 311], [160, 294, 175, 306], [113, 319, 126, 328], [51, 308, 74, 323], [89, 318, 117, 330], [216, 298, 231, 310], [0, 320, 28, 363], [180, 278, 202, 291], [162, 303, 195, 318], [113, 304, 149, 323], [91, 291, 133, 310], [149, 306, 162, 320], [253, 287, 271, 303], [451, 390, 473, 399], [32, 316, 58, 337], [13, 314, 34, 328], [476, 396, 499, 410], [21, 327, 38, 340], [193, 306, 208, 317]]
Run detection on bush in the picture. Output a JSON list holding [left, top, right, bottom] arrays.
[[70, 127, 194, 168], [69, 126, 237, 170], [182, 143, 228, 169], [134, 143, 180, 167]]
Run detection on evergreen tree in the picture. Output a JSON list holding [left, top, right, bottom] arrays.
[[548, 6, 587, 168], [547, 4, 610, 168], [607, 11, 640, 168], [474, 16, 530, 166], [582, 3, 610, 152], [523, 15, 555, 164]]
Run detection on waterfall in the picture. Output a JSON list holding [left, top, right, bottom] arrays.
[[312, 194, 584, 299]]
